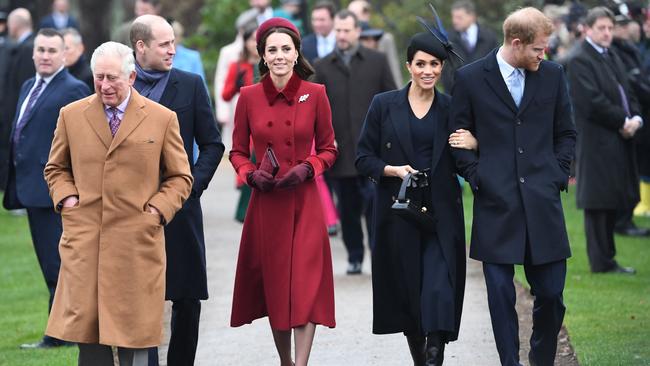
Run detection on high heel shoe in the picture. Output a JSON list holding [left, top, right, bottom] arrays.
[[406, 335, 426, 366], [425, 333, 445, 365]]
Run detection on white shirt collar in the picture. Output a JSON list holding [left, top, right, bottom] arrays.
[[585, 37, 606, 54], [464, 23, 478, 46], [36, 65, 65, 86]]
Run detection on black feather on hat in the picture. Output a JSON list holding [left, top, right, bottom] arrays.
[[409, 3, 464, 66]]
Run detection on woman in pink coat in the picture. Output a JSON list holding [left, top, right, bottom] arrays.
[[229, 18, 337, 366]]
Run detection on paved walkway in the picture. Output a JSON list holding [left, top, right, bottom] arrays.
[[171, 166, 501, 365]]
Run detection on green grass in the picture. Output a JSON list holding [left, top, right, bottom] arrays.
[[462, 187, 650, 366], [0, 203, 77, 366]]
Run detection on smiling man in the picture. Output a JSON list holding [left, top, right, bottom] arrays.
[[43, 41, 192, 366], [130, 15, 223, 366], [450, 7, 576, 366], [2, 27, 90, 349]]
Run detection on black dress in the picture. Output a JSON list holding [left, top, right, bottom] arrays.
[[407, 100, 455, 336]]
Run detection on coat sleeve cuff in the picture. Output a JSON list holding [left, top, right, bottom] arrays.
[[51, 185, 79, 213], [147, 195, 173, 225]]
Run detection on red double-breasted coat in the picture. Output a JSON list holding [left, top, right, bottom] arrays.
[[229, 73, 337, 330]]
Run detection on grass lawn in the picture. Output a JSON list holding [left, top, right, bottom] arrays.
[[0, 204, 77, 365], [462, 187, 650, 366]]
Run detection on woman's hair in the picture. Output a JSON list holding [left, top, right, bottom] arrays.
[[240, 26, 257, 62], [256, 27, 314, 79]]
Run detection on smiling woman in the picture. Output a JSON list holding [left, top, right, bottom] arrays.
[[229, 17, 337, 366]]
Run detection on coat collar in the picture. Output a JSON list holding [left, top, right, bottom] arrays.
[[262, 72, 302, 106], [84, 88, 148, 152], [482, 49, 540, 115], [159, 68, 179, 107], [17, 68, 69, 128]]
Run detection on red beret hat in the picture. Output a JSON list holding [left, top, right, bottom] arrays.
[[256, 17, 301, 44]]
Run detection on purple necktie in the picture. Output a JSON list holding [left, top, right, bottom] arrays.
[[13, 78, 45, 148], [109, 107, 121, 137]]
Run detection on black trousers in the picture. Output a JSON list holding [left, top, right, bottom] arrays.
[[584, 209, 618, 272], [149, 299, 201, 366], [483, 260, 566, 366], [25, 207, 62, 311], [331, 176, 373, 263]]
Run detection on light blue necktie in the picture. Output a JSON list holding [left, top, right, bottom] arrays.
[[509, 69, 524, 107]]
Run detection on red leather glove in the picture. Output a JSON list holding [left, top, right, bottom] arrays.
[[276, 163, 314, 189], [247, 170, 276, 192]]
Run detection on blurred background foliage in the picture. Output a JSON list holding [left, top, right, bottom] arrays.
[[1, 0, 612, 95]]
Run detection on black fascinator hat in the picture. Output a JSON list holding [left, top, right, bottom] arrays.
[[408, 4, 464, 66]]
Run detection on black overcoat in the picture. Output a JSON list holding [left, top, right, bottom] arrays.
[[356, 85, 466, 340], [568, 41, 641, 210], [314, 46, 396, 178], [451, 50, 576, 265], [157, 68, 224, 300]]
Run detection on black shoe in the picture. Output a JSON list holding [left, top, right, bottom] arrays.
[[425, 333, 445, 366], [615, 226, 650, 237], [603, 265, 636, 275], [406, 335, 426, 366], [20, 337, 73, 349], [346, 261, 362, 275]]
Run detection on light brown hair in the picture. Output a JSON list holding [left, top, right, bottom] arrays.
[[503, 7, 554, 44]]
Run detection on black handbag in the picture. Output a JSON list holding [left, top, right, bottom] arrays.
[[391, 171, 436, 232]]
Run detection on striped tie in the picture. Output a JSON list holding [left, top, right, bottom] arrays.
[[13, 79, 46, 147]]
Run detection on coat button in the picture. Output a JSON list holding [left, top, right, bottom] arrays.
[[457, 198, 461, 204], [516, 119, 522, 125], [286, 140, 292, 146], [518, 147, 524, 154], [391, 195, 396, 201], [285, 120, 291, 126], [287, 159, 293, 166], [519, 177, 525, 183], [386, 142, 391, 149], [267, 121, 273, 127]]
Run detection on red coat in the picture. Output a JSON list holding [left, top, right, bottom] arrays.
[[222, 61, 255, 102], [229, 73, 337, 330]]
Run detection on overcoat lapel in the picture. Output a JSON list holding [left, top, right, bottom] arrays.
[[430, 90, 448, 173], [483, 51, 518, 113], [389, 86, 416, 164], [83, 95, 113, 150], [108, 89, 147, 154], [158, 70, 178, 107]]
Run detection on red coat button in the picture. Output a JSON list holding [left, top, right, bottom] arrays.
[[285, 120, 291, 126], [267, 121, 273, 127], [286, 140, 292, 146]]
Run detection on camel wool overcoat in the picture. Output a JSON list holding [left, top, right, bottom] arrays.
[[44, 89, 193, 348]]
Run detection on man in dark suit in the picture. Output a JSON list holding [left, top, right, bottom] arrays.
[[609, 14, 650, 237], [38, 0, 79, 30], [301, 0, 337, 65], [440, 0, 499, 93], [450, 7, 576, 366], [130, 15, 224, 366], [314, 10, 395, 274], [62, 28, 93, 90], [3, 27, 90, 348], [568, 7, 642, 275], [1, 8, 35, 188]]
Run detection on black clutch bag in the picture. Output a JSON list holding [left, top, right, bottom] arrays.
[[259, 145, 280, 177], [391, 171, 436, 232]]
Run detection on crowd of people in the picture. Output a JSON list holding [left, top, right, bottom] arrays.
[[0, 0, 649, 365]]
